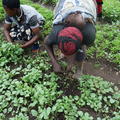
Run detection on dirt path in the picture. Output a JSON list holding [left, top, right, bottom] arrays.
[[83, 59, 120, 88]]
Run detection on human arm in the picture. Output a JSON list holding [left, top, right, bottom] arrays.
[[21, 15, 43, 48], [21, 27, 40, 48], [44, 36, 62, 73], [3, 23, 13, 42], [44, 25, 65, 72]]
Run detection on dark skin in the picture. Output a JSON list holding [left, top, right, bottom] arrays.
[[3, 7, 40, 48], [44, 14, 85, 73], [44, 36, 61, 72], [45, 0, 97, 74]]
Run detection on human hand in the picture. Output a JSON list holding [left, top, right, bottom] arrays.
[[21, 44, 25, 48], [53, 63, 62, 73]]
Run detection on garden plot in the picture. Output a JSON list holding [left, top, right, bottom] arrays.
[[0, 0, 120, 119]]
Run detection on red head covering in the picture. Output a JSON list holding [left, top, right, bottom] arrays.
[[58, 27, 83, 55]]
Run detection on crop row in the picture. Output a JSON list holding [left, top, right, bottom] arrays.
[[0, 36, 120, 119]]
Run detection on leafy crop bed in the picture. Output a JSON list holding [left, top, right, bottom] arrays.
[[103, 0, 120, 23], [87, 23, 120, 67], [0, 31, 120, 119], [0, 0, 120, 119], [0, 0, 4, 22]]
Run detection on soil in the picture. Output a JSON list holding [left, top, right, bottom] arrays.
[[83, 59, 120, 89], [57, 72, 81, 96], [56, 52, 120, 90], [55, 57, 120, 119]]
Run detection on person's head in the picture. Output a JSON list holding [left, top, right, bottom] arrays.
[[58, 27, 83, 56], [2, 0, 20, 16]]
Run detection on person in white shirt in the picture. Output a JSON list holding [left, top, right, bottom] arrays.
[[2, 0, 45, 52], [44, 0, 97, 78]]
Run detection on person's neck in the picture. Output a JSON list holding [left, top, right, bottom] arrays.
[[16, 8, 21, 17]]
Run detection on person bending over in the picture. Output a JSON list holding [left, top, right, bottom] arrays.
[[44, 0, 97, 78]]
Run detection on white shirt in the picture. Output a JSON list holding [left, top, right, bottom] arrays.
[[53, 0, 97, 24], [5, 5, 45, 29]]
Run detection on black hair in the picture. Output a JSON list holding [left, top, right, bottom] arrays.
[[2, 0, 20, 9]]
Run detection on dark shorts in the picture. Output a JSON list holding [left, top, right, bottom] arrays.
[[47, 22, 96, 46]]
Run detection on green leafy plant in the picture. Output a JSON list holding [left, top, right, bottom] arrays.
[[103, 0, 120, 23], [0, 42, 23, 66], [39, 0, 58, 5], [87, 24, 120, 66]]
